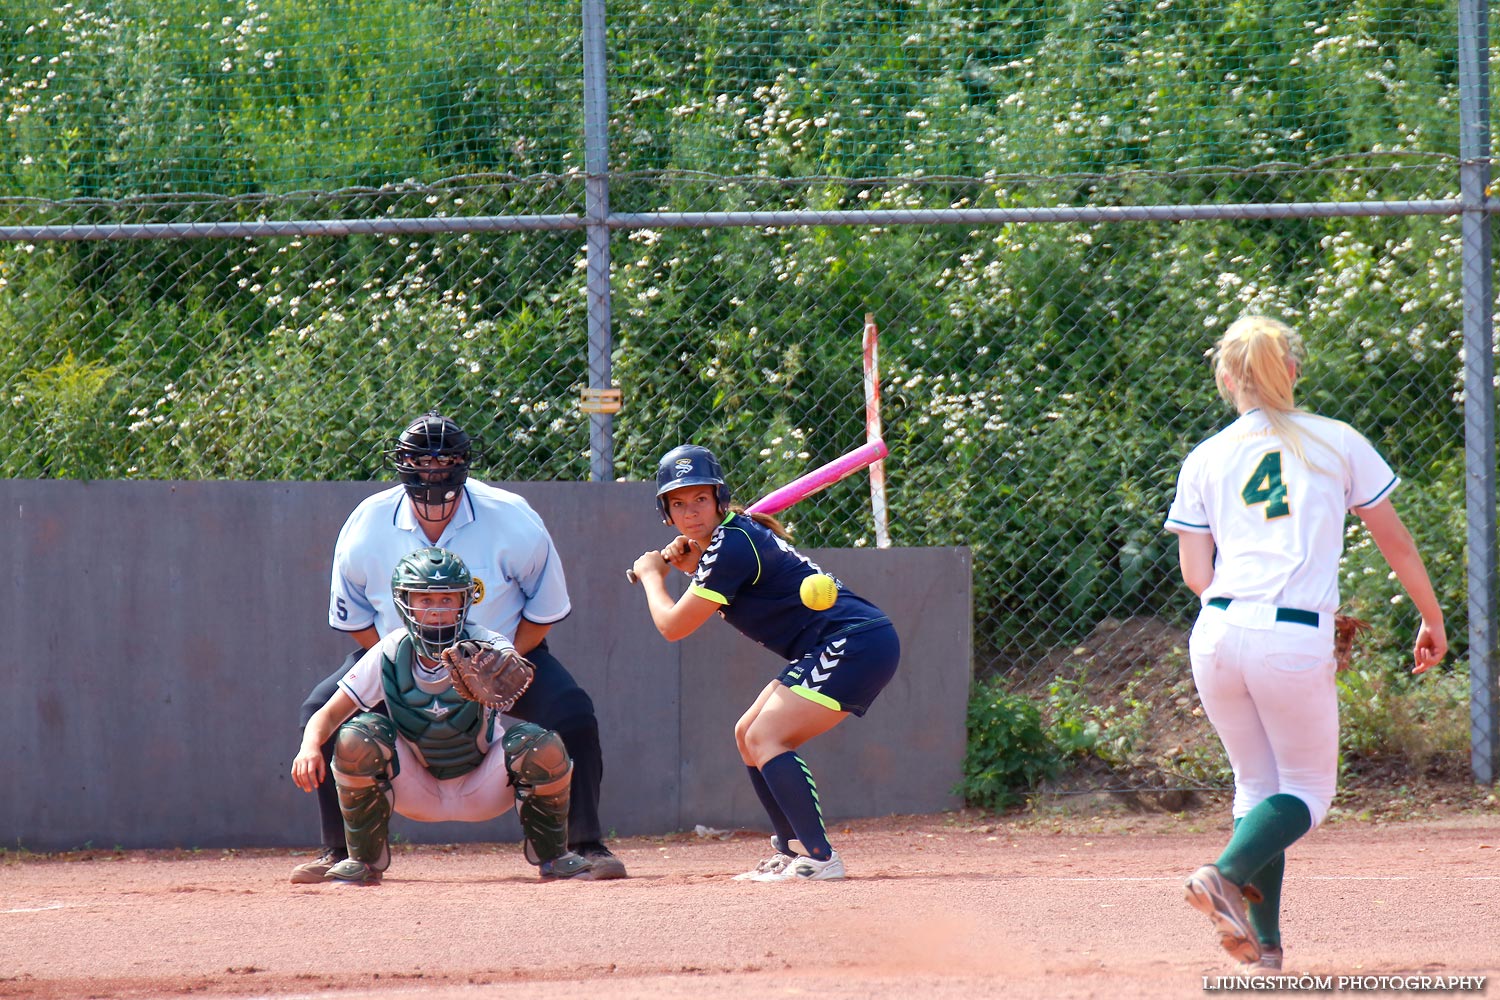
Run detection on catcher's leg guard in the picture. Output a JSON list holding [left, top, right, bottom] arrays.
[[331, 713, 397, 878], [502, 723, 576, 866]]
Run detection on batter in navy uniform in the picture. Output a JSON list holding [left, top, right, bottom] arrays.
[[631, 445, 901, 882]]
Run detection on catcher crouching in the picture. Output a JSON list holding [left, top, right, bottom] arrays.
[[291, 547, 598, 884]]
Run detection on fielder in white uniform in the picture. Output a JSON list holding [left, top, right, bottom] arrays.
[[1165, 315, 1446, 972]]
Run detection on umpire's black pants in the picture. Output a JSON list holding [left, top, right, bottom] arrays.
[[298, 639, 606, 850]]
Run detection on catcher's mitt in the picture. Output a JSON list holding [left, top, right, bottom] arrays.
[[1333, 613, 1373, 672], [439, 639, 536, 711]]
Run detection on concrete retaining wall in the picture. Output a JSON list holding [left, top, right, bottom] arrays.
[[1, 481, 971, 850]]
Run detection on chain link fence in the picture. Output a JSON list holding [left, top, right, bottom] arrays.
[[1, 0, 1492, 792]]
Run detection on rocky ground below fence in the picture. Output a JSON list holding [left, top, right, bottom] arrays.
[[1007, 616, 1497, 828]]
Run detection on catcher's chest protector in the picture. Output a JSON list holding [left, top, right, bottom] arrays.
[[381, 638, 488, 779]]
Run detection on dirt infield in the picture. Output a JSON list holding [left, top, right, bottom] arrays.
[[3, 810, 1496, 1000]]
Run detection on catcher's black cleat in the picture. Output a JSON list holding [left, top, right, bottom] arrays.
[[574, 842, 628, 880], [290, 846, 348, 884], [324, 858, 383, 886], [539, 850, 599, 880]]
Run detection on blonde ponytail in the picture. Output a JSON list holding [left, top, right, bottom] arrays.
[[1214, 315, 1334, 475]]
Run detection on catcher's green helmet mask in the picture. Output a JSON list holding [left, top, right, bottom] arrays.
[[391, 546, 476, 659]]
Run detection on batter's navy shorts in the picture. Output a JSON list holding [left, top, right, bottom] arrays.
[[777, 620, 901, 717]]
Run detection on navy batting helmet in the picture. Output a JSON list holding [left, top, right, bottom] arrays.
[[654, 445, 731, 523]]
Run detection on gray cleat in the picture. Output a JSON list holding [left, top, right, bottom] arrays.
[[1184, 864, 1260, 964], [324, 858, 383, 885], [289, 846, 347, 885], [575, 843, 627, 880]]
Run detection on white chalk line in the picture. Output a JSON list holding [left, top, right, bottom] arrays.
[[2, 902, 77, 914], [1, 899, 135, 914], [1050, 874, 1500, 883]]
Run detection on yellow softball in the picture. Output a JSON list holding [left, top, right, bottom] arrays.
[[799, 573, 838, 611]]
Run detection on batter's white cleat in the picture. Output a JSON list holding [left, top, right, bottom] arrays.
[[1184, 864, 1260, 964], [733, 851, 794, 880], [732, 836, 795, 881], [746, 849, 845, 882]]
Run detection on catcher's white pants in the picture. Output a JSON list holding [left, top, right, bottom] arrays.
[[390, 736, 516, 823], [1189, 601, 1338, 827]]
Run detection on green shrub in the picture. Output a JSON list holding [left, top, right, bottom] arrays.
[[1338, 664, 1469, 769], [959, 679, 1064, 809], [16, 352, 118, 479]]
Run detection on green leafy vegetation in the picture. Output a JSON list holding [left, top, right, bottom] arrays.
[[961, 617, 1474, 807], [959, 679, 1065, 809]]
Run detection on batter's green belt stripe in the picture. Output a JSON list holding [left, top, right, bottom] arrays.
[[1207, 597, 1319, 627]]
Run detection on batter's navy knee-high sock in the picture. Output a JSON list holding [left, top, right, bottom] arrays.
[[759, 751, 832, 861], [1215, 794, 1312, 887], [746, 765, 797, 850]]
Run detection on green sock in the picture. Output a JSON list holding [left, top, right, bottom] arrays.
[[1216, 794, 1311, 887], [1244, 849, 1285, 950]]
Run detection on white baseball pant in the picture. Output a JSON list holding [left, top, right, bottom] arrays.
[[389, 736, 517, 823], [1189, 600, 1339, 827]]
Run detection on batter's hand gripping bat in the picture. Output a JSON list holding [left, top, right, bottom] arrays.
[[626, 439, 888, 583]]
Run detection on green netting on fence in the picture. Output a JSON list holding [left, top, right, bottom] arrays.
[[0, 0, 1468, 201], [1, 0, 583, 197], [610, 0, 1460, 184]]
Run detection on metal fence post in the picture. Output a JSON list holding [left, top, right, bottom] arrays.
[[1458, 0, 1498, 784], [582, 0, 615, 481]]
